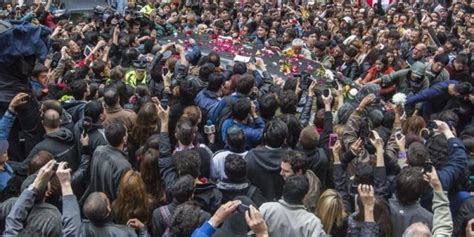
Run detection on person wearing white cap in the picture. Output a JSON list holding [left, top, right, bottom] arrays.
[[282, 39, 312, 60]]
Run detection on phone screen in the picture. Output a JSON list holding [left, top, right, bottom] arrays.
[[162, 66, 169, 75], [329, 134, 338, 148], [84, 46, 93, 57], [396, 133, 402, 140]]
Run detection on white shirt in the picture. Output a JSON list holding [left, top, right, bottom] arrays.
[[211, 150, 248, 180]]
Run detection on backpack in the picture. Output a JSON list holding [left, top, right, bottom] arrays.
[[159, 206, 173, 237]]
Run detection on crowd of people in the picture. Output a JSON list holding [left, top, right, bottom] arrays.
[[0, 0, 473, 236]]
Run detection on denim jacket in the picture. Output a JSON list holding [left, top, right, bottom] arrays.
[[0, 109, 16, 140]]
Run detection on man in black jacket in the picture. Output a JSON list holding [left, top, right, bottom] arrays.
[[296, 91, 333, 189], [246, 118, 288, 201], [11, 109, 79, 176], [81, 123, 131, 203], [174, 150, 222, 214], [81, 192, 149, 236], [72, 100, 108, 156], [62, 79, 90, 123], [217, 154, 265, 207]]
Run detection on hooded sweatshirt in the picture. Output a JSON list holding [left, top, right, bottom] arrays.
[[246, 146, 286, 202], [12, 127, 78, 176]]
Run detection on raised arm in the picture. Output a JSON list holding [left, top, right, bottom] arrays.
[[57, 162, 82, 237], [433, 120, 468, 191], [424, 167, 453, 237], [3, 161, 56, 236], [332, 140, 352, 211]]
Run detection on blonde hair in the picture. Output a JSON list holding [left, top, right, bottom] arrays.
[[316, 189, 347, 234]]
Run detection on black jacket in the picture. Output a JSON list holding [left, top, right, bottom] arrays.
[[454, 196, 474, 237], [63, 100, 88, 124], [72, 120, 108, 156], [80, 220, 149, 237], [194, 181, 223, 214], [217, 179, 266, 207], [246, 146, 286, 201], [341, 60, 360, 81], [81, 145, 132, 203], [13, 127, 78, 176], [174, 147, 212, 179]]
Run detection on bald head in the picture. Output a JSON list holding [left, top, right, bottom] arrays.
[[402, 222, 431, 237], [83, 192, 111, 223], [412, 43, 427, 60], [42, 109, 60, 129]]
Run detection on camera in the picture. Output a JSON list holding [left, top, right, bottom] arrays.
[[323, 89, 330, 97], [423, 161, 433, 173], [118, 19, 128, 30], [427, 120, 438, 130]]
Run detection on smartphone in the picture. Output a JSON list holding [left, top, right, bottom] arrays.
[[420, 128, 431, 140], [423, 161, 433, 173], [369, 131, 376, 140], [237, 203, 250, 214], [293, 73, 302, 79], [84, 45, 93, 57], [395, 132, 403, 140], [427, 120, 438, 130], [373, 97, 381, 104], [161, 92, 169, 110], [329, 133, 338, 148], [52, 161, 59, 171], [323, 89, 331, 97], [22, 95, 30, 102], [83, 117, 92, 136], [162, 66, 169, 75]]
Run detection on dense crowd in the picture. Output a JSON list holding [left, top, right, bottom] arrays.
[[0, 0, 473, 236]]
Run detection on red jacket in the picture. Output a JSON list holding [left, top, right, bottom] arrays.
[[362, 66, 396, 95]]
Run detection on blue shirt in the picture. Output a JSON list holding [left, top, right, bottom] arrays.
[[0, 163, 15, 191], [191, 221, 216, 237], [220, 117, 265, 149]]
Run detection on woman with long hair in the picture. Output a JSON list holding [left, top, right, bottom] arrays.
[[140, 148, 167, 210], [131, 102, 161, 146], [113, 170, 151, 225], [359, 55, 396, 96], [316, 189, 349, 236], [129, 102, 161, 167], [402, 115, 427, 138]]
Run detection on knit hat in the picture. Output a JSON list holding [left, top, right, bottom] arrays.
[[0, 140, 8, 155], [410, 62, 427, 78]]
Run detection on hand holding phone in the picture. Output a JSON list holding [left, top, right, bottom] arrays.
[[237, 203, 250, 214], [329, 133, 338, 148], [9, 92, 29, 113], [204, 120, 216, 135]]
